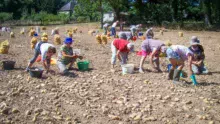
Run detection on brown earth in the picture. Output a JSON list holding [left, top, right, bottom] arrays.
[[0, 23, 220, 124]]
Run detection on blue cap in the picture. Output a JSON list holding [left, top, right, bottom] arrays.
[[34, 33, 38, 36], [64, 37, 73, 44]]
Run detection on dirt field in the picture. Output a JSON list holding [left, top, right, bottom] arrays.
[[0, 23, 220, 124]]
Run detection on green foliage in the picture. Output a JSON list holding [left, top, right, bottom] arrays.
[[77, 16, 90, 23], [0, 12, 13, 22], [20, 11, 69, 24], [0, 0, 219, 28]]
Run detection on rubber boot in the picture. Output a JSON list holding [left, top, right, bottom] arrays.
[[168, 69, 174, 80], [173, 69, 181, 84], [190, 74, 198, 85]]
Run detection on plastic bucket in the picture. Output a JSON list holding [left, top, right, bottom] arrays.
[[1, 61, 15, 70], [121, 64, 134, 74], [77, 61, 89, 71], [29, 67, 44, 78]]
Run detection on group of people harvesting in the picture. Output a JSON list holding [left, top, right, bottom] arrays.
[[110, 28, 208, 85], [25, 24, 208, 85], [26, 29, 82, 75]]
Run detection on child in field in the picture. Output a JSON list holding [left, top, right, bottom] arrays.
[[130, 24, 142, 37], [166, 45, 198, 85], [146, 28, 154, 39], [188, 36, 208, 74], [111, 33, 134, 69], [26, 41, 56, 73], [57, 37, 82, 75], [103, 23, 110, 35], [139, 31, 166, 73]]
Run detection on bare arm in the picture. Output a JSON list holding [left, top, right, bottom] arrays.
[[116, 50, 121, 61], [62, 51, 77, 58], [188, 55, 193, 76]]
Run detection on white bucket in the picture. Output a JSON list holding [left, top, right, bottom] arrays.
[[121, 64, 134, 74]]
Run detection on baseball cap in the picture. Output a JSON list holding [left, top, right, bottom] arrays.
[[64, 37, 73, 44]]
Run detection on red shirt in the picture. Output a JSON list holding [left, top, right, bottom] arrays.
[[113, 39, 129, 52]]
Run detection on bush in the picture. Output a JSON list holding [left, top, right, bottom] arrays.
[[77, 16, 90, 23], [0, 12, 13, 22], [20, 11, 69, 25], [76, 16, 90, 23]]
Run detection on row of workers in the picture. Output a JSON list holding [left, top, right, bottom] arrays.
[[111, 31, 208, 85]]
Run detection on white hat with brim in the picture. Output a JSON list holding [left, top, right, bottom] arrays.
[[190, 36, 200, 45]]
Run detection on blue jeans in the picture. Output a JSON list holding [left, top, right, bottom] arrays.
[[192, 63, 209, 74], [111, 27, 116, 37], [30, 42, 44, 64]]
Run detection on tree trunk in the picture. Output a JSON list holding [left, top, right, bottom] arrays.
[[172, 0, 178, 22], [180, 0, 184, 28], [114, 9, 120, 21], [100, 0, 103, 29], [203, 0, 212, 26]]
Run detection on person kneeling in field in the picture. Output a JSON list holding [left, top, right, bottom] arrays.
[[139, 31, 167, 73], [189, 36, 208, 74], [103, 23, 110, 35], [166, 45, 198, 85], [26, 41, 56, 73], [57, 37, 82, 75], [130, 24, 142, 37], [111, 33, 134, 69]]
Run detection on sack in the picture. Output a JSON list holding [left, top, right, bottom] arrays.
[[88, 30, 95, 35], [31, 37, 38, 49], [54, 34, 61, 45], [96, 35, 102, 44], [101, 35, 108, 45], [42, 26, 46, 30], [10, 32, 15, 38], [0, 40, 9, 54], [29, 29, 35, 37], [20, 31, 25, 35], [20, 28, 25, 35], [68, 31, 73, 37]]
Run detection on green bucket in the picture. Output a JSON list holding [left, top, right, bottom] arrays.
[[77, 61, 89, 71]]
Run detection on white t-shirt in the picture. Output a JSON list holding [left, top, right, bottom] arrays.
[[112, 22, 117, 28], [130, 25, 141, 31], [1, 27, 6, 32], [169, 45, 192, 61], [103, 23, 109, 28], [36, 42, 55, 61]]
